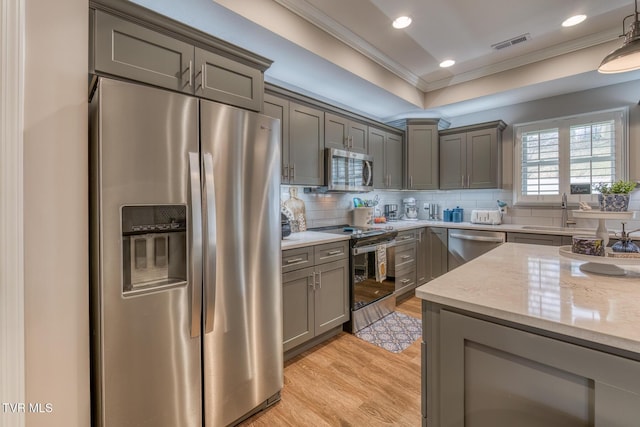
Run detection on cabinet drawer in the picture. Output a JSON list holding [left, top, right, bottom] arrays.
[[396, 229, 418, 244], [314, 241, 349, 264], [394, 244, 417, 270], [282, 246, 314, 273], [93, 10, 193, 93], [395, 267, 416, 295]]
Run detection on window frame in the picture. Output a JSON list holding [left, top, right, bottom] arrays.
[[513, 108, 628, 206]]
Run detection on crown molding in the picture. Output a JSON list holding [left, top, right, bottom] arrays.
[[272, 0, 622, 95], [426, 27, 622, 91], [273, 0, 430, 91]]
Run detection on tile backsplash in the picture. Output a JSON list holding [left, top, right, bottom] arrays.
[[281, 186, 640, 234]]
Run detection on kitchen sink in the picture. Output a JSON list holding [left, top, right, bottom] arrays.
[[520, 225, 594, 233]]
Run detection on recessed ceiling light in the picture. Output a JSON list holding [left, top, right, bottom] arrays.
[[392, 16, 412, 29], [562, 14, 587, 27], [439, 59, 455, 68]]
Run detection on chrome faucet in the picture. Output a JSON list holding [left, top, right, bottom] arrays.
[[561, 193, 576, 227]]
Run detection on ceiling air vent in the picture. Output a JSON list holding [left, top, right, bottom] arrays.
[[491, 33, 531, 51]]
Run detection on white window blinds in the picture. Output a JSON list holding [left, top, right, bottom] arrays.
[[514, 109, 626, 205]]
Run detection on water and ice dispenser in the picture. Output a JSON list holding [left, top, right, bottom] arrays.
[[121, 205, 187, 295]]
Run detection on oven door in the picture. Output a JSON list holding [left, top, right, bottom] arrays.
[[326, 148, 373, 192], [352, 242, 395, 311]]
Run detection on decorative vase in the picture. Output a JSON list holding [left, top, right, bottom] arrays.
[[598, 194, 630, 211]]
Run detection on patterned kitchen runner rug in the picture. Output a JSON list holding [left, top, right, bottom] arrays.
[[354, 311, 421, 353]]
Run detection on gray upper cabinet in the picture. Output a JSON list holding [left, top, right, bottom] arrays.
[[406, 120, 439, 190], [325, 112, 368, 154], [439, 120, 506, 190], [289, 102, 325, 186], [194, 48, 263, 111], [263, 94, 290, 183], [92, 9, 266, 111], [369, 126, 403, 190], [93, 10, 193, 93]]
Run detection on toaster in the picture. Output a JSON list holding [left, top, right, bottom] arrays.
[[470, 209, 502, 225]]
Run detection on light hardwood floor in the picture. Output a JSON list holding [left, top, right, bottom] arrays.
[[240, 296, 422, 426]]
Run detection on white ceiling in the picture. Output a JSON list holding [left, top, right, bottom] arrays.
[[131, 0, 640, 122]]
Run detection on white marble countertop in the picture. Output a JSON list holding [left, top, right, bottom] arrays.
[[415, 243, 640, 354]]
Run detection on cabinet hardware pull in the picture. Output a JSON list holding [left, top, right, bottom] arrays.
[[309, 272, 316, 290], [461, 175, 465, 187], [287, 257, 304, 264], [188, 60, 193, 88], [290, 164, 295, 181], [400, 279, 410, 284], [316, 271, 322, 289], [467, 175, 471, 187], [327, 250, 342, 255], [401, 255, 411, 260], [410, 175, 413, 188]]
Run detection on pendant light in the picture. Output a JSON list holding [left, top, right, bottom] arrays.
[[598, 0, 640, 73]]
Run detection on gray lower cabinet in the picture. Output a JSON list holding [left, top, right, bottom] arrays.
[[406, 121, 439, 190], [391, 229, 417, 297], [439, 120, 506, 190], [282, 242, 349, 353], [423, 304, 640, 427], [288, 102, 325, 186], [92, 9, 264, 111], [507, 232, 572, 246], [416, 228, 428, 285], [369, 126, 403, 189], [427, 227, 448, 281], [325, 112, 368, 154]]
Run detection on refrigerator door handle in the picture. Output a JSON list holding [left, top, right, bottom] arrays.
[[189, 152, 203, 338], [203, 152, 217, 334]]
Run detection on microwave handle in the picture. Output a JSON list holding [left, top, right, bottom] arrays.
[[364, 161, 372, 186]]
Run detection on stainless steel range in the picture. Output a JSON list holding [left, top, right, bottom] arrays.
[[312, 225, 398, 332]]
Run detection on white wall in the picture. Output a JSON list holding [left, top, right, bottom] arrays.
[[23, 0, 90, 425]]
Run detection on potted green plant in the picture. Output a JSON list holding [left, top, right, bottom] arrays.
[[592, 180, 637, 211]]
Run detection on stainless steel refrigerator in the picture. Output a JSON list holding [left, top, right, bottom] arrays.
[[89, 77, 283, 426]]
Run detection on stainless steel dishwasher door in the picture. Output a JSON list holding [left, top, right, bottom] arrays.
[[447, 229, 506, 271]]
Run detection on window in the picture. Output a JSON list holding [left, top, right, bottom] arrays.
[[514, 109, 627, 205]]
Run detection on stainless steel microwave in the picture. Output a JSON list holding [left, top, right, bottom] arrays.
[[325, 148, 374, 192]]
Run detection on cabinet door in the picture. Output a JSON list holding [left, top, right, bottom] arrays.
[[289, 102, 325, 185], [282, 266, 315, 352], [349, 121, 368, 154], [434, 310, 640, 427], [94, 11, 193, 93], [368, 127, 387, 189], [407, 124, 439, 190], [195, 48, 263, 111], [314, 259, 349, 336], [263, 94, 290, 183], [325, 112, 348, 151], [416, 228, 428, 285], [439, 133, 466, 189], [428, 227, 448, 279], [385, 132, 403, 190], [467, 128, 499, 188]]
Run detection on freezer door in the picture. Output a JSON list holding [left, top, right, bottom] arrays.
[[200, 100, 283, 426], [91, 78, 202, 427]]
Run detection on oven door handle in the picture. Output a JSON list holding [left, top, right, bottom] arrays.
[[352, 240, 396, 255]]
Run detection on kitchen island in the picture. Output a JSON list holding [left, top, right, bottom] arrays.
[[416, 243, 640, 427]]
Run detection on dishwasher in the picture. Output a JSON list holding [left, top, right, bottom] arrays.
[[447, 229, 506, 271]]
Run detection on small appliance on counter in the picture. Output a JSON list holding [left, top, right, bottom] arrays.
[[384, 204, 398, 221], [281, 213, 291, 239], [424, 203, 439, 221], [470, 209, 502, 225], [402, 197, 418, 220]]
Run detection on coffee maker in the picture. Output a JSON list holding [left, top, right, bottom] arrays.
[[403, 198, 418, 220], [384, 204, 398, 221]]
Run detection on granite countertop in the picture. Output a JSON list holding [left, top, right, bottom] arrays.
[[415, 242, 640, 354]]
